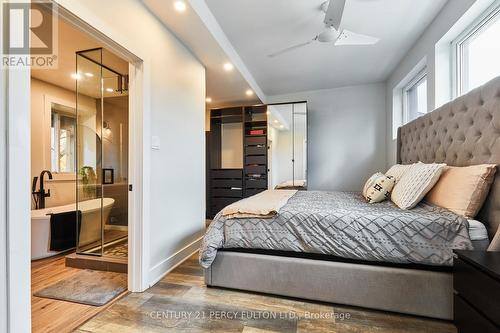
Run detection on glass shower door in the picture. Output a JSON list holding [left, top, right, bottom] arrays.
[[76, 48, 104, 256]]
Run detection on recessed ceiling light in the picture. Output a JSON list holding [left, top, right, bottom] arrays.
[[174, 1, 186, 12], [84, 72, 94, 77], [246, 89, 254, 96], [223, 63, 234, 71], [274, 120, 279, 124], [106, 88, 114, 92], [266, 110, 270, 115], [71, 73, 81, 80], [279, 125, 284, 129], [206, 97, 212, 103]]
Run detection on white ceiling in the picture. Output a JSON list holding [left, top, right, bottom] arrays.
[[205, 0, 448, 96], [143, 0, 261, 105]]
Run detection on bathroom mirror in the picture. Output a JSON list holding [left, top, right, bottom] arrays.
[[51, 102, 76, 173]]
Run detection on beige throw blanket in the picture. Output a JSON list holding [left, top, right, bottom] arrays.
[[275, 179, 306, 189], [221, 189, 297, 219]]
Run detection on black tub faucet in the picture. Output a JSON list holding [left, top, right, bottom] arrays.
[[36, 170, 53, 209]]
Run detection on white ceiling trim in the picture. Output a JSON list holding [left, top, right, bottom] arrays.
[[187, 0, 267, 103]]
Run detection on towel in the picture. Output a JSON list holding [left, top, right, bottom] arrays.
[[49, 210, 81, 251], [222, 189, 297, 219]]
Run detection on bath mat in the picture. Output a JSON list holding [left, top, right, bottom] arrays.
[[34, 269, 127, 306]]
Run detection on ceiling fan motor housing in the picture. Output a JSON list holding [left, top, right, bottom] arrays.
[[318, 28, 340, 43]]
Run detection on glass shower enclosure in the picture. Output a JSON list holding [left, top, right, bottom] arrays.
[[75, 48, 127, 256]]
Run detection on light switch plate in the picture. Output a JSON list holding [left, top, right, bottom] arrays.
[[152, 136, 160, 150]]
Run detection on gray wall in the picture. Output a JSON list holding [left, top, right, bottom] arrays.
[[267, 83, 387, 191]]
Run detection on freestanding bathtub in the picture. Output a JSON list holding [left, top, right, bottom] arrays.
[[31, 198, 115, 260]]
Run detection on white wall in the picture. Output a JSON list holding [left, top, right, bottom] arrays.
[[268, 83, 387, 191], [56, 0, 206, 287], [385, 0, 495, 167]]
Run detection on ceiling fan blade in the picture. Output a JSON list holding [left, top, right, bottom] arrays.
[[334, 30, 379, 46], [324, 0, 346, 30], [268, 39, 315, 58]]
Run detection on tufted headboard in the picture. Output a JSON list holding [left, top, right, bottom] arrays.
[[397, 76, 500, 240]]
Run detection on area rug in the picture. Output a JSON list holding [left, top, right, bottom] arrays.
[[34, 269, 127, 306]]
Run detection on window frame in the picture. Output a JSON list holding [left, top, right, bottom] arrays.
[[452, 0, 500, 97], [50, 109, 76, 173], [402, 68, 427, 124]]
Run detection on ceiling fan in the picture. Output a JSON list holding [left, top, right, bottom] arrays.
[[268, 0, 379, 58]]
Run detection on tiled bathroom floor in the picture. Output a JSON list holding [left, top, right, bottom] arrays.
[[103, 241, 128, 258]]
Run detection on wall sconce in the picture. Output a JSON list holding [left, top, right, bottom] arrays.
[[103, 121, 112, 138]]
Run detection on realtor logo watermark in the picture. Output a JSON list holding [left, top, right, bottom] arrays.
[[2, 0, 58, 68]]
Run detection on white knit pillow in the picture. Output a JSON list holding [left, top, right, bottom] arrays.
[[386, 164, 413, 183], [391, 162, 447, 209], [363, 173, 396, 203]]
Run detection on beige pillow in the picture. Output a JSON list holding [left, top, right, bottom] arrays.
[[425, 164, 497, 218], [386, 164, 413, 183], [391, 162, 446, 210], [363, 172, 396, 203]]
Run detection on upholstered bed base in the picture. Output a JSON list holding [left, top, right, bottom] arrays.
[[205, 251, 453, 320]]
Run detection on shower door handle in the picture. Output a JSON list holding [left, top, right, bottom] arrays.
[[129, 184, 133, 192]]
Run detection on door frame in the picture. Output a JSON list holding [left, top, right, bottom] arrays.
[[53, 1, 148, 291], [3, 2, 149, 331]]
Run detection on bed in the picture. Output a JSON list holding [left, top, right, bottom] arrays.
[[201, 76, 500, 320], [200, 191, 474, 268]]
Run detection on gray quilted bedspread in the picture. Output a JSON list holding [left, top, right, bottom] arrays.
[[199, 191, 473, 268]]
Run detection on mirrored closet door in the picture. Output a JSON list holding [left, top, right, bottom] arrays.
[[267, 102, 307, 190]]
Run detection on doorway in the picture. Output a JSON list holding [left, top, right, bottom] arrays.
[[27, 3, 142, 332]]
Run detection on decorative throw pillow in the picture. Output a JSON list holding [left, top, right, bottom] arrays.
[[363, 172, 396, 203], [385, 164, 413, 183], [391, 162, 447, 210], [425, 164, 497, 218]]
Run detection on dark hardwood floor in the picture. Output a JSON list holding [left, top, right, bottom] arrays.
[[75, 253, 457, 333]]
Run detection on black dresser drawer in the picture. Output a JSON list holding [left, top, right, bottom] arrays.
[[246, 146, 266, 155], [212, 189, 243, 198], [211, 205, 226, 216], [245, 165, 267, 174], [245, 178, 267, 189], [212, 197, 240, 207], [244, 188, 266, 198], [211, 179, 243, 189], [454, 296, 500, 333], [211, 169, 243, 179], [245, 155, 266, 165], [245, 136, 266, 145], [454, 258, 500, 327]]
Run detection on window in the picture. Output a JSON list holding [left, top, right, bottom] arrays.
[[51, 104, 76, 173], [454, 1, 500, 95], [403, 70, 427, 123]]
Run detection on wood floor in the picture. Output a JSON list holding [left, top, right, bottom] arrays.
[[76, 253, 457, 333], [31, 254, 127, 333]]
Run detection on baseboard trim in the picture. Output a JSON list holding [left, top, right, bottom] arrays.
[[148, 236, 202, 287]]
